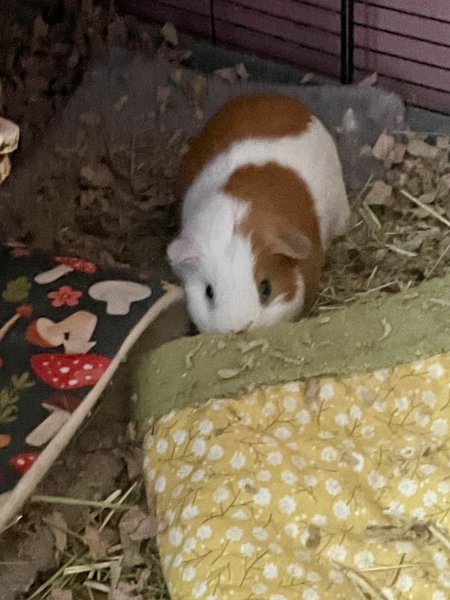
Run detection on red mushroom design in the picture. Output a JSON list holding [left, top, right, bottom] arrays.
[[31, 353, 111, 389], [9, 451, 39, 475], [34, 256, 97, 285]]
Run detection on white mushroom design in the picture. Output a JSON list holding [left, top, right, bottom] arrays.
[[0, 115, 20, 184], [88, 280, 151, 315]]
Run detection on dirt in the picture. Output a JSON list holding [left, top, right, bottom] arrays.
[[0, 1, 449, 598]]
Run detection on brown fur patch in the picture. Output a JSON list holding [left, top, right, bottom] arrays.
[[224, 162, 323, 314], [179, 94, 312, 195]]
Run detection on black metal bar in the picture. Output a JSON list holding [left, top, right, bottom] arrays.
[[210, 0, 217, 45], [340, 0, 354, 84]]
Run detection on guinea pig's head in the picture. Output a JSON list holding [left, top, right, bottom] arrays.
[[167, 206, 317, 334]]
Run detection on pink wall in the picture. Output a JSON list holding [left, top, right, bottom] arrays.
[[124, 0, 450, 113]]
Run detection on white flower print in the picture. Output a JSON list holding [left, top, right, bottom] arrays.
[[230, 450, 246, 469], [438, 570, 450, 588], [296, 409, 311, 424], [325, 478, 342, 496], [231, 509, 248, 520], [191, 438, 207, 457], [349, 404, 362, 420], [192, 581, 207, 598], [225, 526, 243, 541], [182, 504, 199, 519], [283, 396, 297, 412], [384, 500, 405, 516], [197, 524, 212, 539], [321, 446, 338, 462], [267, 451, 283, 466], [274, 426, 292, 440], [252, 526, 269, 541], [333, 500, 350, 520], [311, 514, 327, 527], [257, 470, 272, 482], [395, 396, 409, 411], [432, 418, 448, 436], [198, 419, 213, 435], [207, 444, 224, 460], [428, 362, 444, 378], [252, 583, 267, 595], [395, 574, 413, 592], [172, 429, 187, 445], [422, 389, 437, 407], [191, 469, 205, 482], [183, 537, 197, 552], [263, 563, 278, 580], [302, 589, 319, 600], [240, 542, 255, 556], [354, 551, 374, 569], [319, 383, 334, 400], [304, 474, 318, 487], [287, 563, 304, 578], [335, 413, 349, 427], [398, 478, 418, 497], [438, 481, 450, 494], [182, 566, 196, 582], [367, 470, 385, 489], [432, 592, 447, 600], [278, 495, 297, 515], [281, 470, 298, 485], [155, 475, 166, 493], [168, 527, 183, 547], [177, 464, 193, 479], [213, 487, 230, 503], [284, 522, 300, 538], [253, 488, 272, 506], [327, 544, 347, 562], [156, 439, 168, 454], [423, 490, 437, 507]]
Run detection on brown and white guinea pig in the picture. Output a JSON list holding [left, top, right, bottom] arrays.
[[167, 94, 350, 334]]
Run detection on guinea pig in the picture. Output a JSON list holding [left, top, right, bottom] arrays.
[[167, 94, 350, 334]]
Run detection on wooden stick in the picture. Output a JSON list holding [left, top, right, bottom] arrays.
[[0, 284, 184, 533]]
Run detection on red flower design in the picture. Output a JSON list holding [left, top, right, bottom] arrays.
[[48, 285, 83, 308]]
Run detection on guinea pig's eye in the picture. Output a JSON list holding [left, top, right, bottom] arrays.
[[205, 284, 214, 301], [258, 279, 271, 303]]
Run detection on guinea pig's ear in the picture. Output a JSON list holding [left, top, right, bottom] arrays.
[[167, 235, 200, 270], [269, 230, 312, 260]]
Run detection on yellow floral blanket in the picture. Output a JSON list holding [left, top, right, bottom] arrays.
[[143, 353, 450, 600]]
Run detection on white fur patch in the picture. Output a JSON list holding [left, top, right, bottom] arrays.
[[173, 118, 348, 332], [184, 117, 349, 249]]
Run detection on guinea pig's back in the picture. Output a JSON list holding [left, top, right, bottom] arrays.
[[179, 94, 312, 194], [180, 94, 348, 248]]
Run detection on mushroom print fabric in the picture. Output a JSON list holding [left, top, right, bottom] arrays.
[[0, 245, 165, 493], [143, 357, 450, 599]]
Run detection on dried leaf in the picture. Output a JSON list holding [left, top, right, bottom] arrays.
[[161, 22, 178, 46], [119, 506, 158, 542], [50, 590, 73, 600], [111, 582, 143, 600], [371, 132, 395, 161], [358, 71, 378, 87], [364, 180, 393, 206], [80, 164, 115, 188], [214, 66, 236, 83], [407, 138, 439, 159], [79, 111, 101, 127], [113, 95, 128, 112], [82, 525, 110, 559], [235, 62, 249, 81], [47, 511, 67, 555], [301, 72, 314, 84], [187, 74, 207, 109]]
